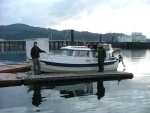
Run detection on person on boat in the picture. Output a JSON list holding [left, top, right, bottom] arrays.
[[30, 42, 46, 75], [94, 43, 106, 72], [93, 42, 98, 50]]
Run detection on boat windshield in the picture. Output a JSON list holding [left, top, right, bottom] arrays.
[[61, 49, 89, 57], [61, 49, 74, 56], [74, 50, 89, 57], [103, 45, 110, 51]]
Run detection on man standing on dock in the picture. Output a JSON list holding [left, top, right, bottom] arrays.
[[94, 43, 106, 72], [30, 42, 46, 75]]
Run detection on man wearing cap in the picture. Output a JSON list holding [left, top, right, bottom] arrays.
[[94, 43, 106, 72], [30, 42, 46, 75]]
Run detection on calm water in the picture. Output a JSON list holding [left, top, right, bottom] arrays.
[[0, 50, 150, 113], [0, 52, 26, 65]]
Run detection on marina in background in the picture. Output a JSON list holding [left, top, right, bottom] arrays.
[[1, 40, 150, 52]]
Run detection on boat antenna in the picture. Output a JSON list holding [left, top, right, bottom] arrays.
[[50, 29, 53, 51], [63, 30, 68, 46]]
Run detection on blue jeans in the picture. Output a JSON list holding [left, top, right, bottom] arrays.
[[32, 58, 41, 74]]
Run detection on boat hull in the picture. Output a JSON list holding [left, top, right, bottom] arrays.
[[39, 60, 118, 72]]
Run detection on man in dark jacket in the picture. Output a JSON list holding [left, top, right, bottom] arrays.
[[30, 42, 46, 75], [95, 43, 106, 72]]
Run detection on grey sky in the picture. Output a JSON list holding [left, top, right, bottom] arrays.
[[0, 0, 109, 26], [0, 0, 150, 37]]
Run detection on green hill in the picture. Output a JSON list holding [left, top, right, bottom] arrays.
[[0, 23, 124, 42]]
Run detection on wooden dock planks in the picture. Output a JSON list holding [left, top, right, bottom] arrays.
[[0, 73, 10, 80], [0, 63, 31, 73], [0, 73, 22, 86], [0, 71, 134, 87]]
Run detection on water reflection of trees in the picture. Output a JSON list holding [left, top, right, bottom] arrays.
[[28, 81, 106, 106]]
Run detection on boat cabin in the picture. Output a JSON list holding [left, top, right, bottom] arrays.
[[60, 44, 114, 59], [60, 46, 92, 57], [102, 44, 113, 51]]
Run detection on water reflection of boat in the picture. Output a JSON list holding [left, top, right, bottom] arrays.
[[28, 81, 105, 107], [28, 83, 93, 98], [55, 83, 93, 98]]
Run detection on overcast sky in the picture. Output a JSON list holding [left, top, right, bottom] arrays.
[[0, 0, 150, 38]]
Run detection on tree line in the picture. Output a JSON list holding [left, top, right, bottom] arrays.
[[0, 23, 125, 42]]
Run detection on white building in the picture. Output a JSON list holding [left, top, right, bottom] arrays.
[[117, 35, 132, 42], [25, 38, 49, 61], [117, 32, 146, 42]]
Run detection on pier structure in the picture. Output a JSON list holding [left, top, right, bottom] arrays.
[[1, 40, 150, 52], [1, 29, 150, 51], [112, 42, 150, 49]]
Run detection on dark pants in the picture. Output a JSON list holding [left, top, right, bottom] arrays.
[[98, 58, 104, 71], [32, 58, 41, 75]]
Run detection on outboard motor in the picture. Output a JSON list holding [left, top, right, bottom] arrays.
[[118, 53, 125, 67], [118, 53, 122, 62]]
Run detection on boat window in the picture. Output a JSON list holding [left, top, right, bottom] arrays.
[[68, 50, 74, 56], [93, 52, 98, 58], [61, 49, 73, 56], [86, 51, 89, 57], [74, 51, 80, 57], [103, 45, 110, 51], [74, 51, 89, 57], [61, 50, 68, 56]]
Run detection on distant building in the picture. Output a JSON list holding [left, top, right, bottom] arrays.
[[132, 32, 146, 42], [0, 39, 4, 42], [117, 32, 146, 42], [117, 35, 132, 42]]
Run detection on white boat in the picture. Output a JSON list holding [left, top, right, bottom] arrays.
[[39, 45, 118, 72], [25, 38, 119, 73]]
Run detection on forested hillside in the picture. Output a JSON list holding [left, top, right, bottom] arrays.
[[0, 23, 124, 42]]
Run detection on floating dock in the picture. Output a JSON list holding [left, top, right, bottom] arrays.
[[0, 63, 31, 73], [0, 71, 133, 87]]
